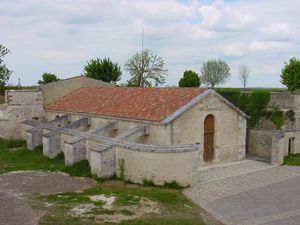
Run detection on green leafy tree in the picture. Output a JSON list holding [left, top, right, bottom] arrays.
[[38, 72, 60, 84], [179, 70, 200, 87], [125, 49, 168, 87], [281, 57, 300, 92], [83, 58, 121, 83], [0, 44, 12, 87], [201, 59, 231, 88]]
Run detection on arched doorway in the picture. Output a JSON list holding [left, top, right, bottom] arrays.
[[204, 114, 215, 162]]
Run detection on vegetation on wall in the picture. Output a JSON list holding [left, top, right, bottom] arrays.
[[285, 109, 295, 122], [217, 89, 271, 128], [261, 106, 285, 130]]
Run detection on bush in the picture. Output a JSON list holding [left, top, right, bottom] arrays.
[[286, 110, 295, 122], [62, 160, 93, 178], [163, 181, 182, 189], [142, 178, 156, 187], [270, 106, 284, 130]]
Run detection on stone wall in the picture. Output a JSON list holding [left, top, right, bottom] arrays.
[[268, 92, 296, 109], [248, 129, 273, 159], [0, 90, 44, 139], [40, 76, 114, 106], [171, 93, 247, 165], [115, 146, 199, 186], [248, 128, 300, 165]]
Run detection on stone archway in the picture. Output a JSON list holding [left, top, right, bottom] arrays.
[[204, 114, 215, 162]]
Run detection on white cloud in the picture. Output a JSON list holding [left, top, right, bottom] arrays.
[[219, 42, 246, 56], [1, 0, 300, 87]]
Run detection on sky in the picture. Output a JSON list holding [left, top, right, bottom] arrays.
[[1, 0, 300, 87]]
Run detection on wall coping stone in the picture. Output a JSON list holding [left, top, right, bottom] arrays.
[[24, 119, 199, 153]]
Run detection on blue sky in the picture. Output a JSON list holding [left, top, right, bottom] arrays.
[[1, 0, 300, 87]]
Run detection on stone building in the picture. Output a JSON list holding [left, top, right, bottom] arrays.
[[23, 86, 247, 186]]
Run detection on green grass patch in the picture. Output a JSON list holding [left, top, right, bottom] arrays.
[[0, 139, 96, 179], [284, 154, 300, 166], [35, 183, 205, 225]]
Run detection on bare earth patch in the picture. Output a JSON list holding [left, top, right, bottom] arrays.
[[0, 171, 95, 225]]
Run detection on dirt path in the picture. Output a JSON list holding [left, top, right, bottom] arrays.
[[0, 171, 95, 225]]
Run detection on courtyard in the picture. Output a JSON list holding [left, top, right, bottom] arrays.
[[0, 139, 220, 225], [185, 160, 300, 225]]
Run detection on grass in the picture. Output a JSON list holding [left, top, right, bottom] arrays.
[[35, 183, 205, 225], [284, 153, 300, 166], [0, 139, 208, 225], [0, 138, 97, 179]]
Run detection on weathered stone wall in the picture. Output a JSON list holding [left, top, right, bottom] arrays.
[[248, 128, 300, 165], [171, 93, 247, 165], [0, 90, 44, 139], [248, 129, 273, 159], [115, 146, 199, 186], [40, 76, 114, 106], [5, 89, 43, 106], [268, 92, 296, 109]]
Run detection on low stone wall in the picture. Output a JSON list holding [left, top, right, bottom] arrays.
[[5, 89, 43, 106], [248, 128, 300, 165], [115, 146, 199, 187]]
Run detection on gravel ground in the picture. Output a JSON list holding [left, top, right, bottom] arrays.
[[0, 171, 95, 225]]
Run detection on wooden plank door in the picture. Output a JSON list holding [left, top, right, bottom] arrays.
[[204, 115, 214, 162]]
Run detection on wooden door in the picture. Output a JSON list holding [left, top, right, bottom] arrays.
[[204, 115, 214, 162]]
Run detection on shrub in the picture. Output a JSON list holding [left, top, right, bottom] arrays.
[[142, 178, 155, 187], [163, 181, 182, 189], [270, 106, 284, 130]]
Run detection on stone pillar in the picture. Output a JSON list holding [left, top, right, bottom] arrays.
[[271, 134, 285, 165], [26, 127, 42, 150], [43, 132, 61, 159], [63, 121, 118, 165], [90, 145, 115, 178], [64, 138, 87, 165]]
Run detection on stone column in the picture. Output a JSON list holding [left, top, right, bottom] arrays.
[[26, 127, 42, 150], [64, 138, 87, 165], [43, 132, 61, 159]]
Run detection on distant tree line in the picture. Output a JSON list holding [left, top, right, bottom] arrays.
[[2, 41, 298, 92]]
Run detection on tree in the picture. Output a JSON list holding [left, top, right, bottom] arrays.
[[0, 44, 12, 87], [239, 64, 250, 88], [38, 72, 60, 84], [178, 70, 201, 87], [281, 57, 300, 92], [124, 49, 168, 87], [200, 59, 231, 88], [83, 58, 121, 83]]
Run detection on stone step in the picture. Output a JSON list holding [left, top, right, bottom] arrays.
[[197, 160, 274, 184]]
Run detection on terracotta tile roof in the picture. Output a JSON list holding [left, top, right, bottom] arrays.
[[46, 87, 207, 122]]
